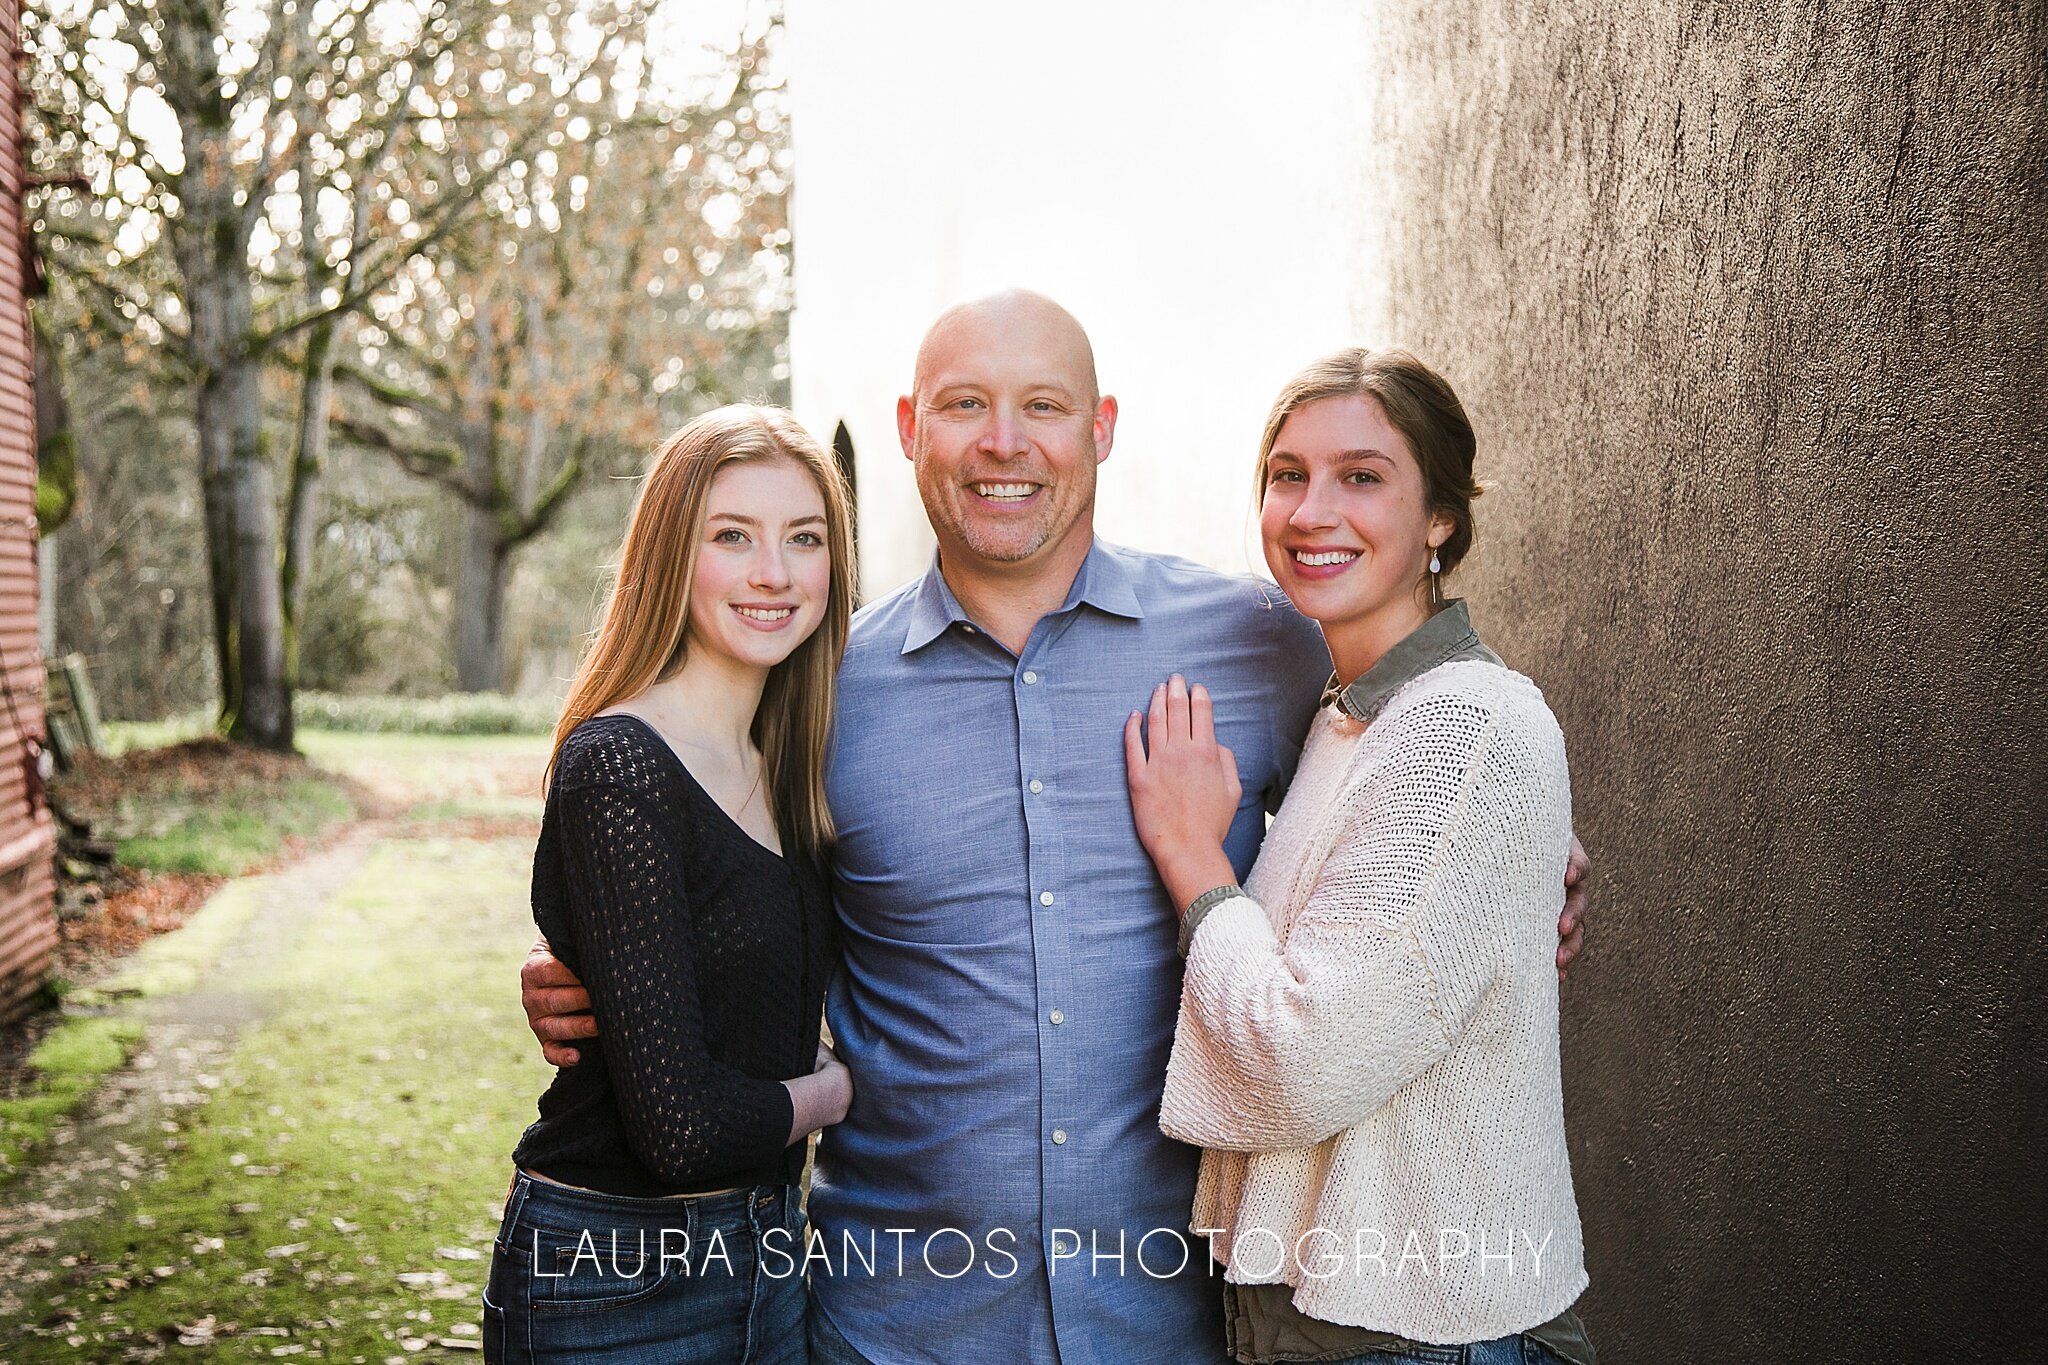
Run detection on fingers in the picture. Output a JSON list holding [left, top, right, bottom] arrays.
[[1555, 918, 1585, 979], [533, 1010, 599, 1043], [1561, 862, 1587, 934], [541, 1042, 583, 1068], [1217, 743, 1241, 801], [1566, 835, 1590, 885], [1166, 673, 1191, 740], [1124, 707, 1147, 777], [1191, 681, 1216, 747], [522, 984, 592, 1021], [520, 948, 581, 990]]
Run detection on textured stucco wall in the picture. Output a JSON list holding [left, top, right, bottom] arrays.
[[1358, 0, 2046, 1353]]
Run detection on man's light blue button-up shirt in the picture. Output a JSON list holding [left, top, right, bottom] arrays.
[[811, 540, 1328, 1365]]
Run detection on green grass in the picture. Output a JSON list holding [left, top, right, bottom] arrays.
[[0, 1015, 149, 1180], [106, 695, 558, 750], [295, 691, 558, 736], [76, 877, 277, 1004], [5, 835, 549, 1361], [117, 778, 357, 876], [4, 878, 276, 1179]]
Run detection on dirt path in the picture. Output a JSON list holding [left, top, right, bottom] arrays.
[[0, 822, 388, 1319]]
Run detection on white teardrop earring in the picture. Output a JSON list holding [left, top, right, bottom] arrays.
[[1428, 544, 1443, 606]]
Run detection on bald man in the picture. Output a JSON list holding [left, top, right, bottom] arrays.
[[522, 292, 1588, 1365]]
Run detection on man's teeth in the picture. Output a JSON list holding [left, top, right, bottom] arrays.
[[974, 483, 1040, 500], [1295, 551, 1359, 567], [734, 607, 793, 621]]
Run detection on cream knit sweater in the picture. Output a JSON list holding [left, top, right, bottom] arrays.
[[1159, 659, 1586, 1345]]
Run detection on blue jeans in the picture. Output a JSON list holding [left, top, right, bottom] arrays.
[[1288, 1336, 1572, 1365], [483, 1171, 808, 1364], [807, 1299, 876, 1364]]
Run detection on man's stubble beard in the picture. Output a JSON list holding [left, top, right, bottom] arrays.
[[912, 434, 1095, 567]]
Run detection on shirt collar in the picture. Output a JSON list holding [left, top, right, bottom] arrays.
[[901, 539, 1144, 655], [1326, 598, 1501, 723]]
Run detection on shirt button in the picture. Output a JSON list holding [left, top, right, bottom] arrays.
[[1049, 1009, 1064, 1025], [1022, 670, 1039, 684], [1039, 890, 1055, 907], [1028, 779, 1043, 795], [1051, 1128, 1068, 1145], [1052, 1234, 1074, 1256], [961, 624, 977, 634]]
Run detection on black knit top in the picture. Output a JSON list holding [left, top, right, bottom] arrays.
[[511, 715, 836, 1197]]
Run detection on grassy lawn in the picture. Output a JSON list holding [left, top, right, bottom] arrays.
[[58, 740, 361, 878], [8, 834, 549, 1361], [117, 778, 356, 875], [8, 730, 547, 1196], [298, 732, 548, 813], [70, 729, 548, 877], [0, 1015, 146, 1179]]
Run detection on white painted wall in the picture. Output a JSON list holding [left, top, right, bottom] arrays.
[[785, 1, 1384, 599]]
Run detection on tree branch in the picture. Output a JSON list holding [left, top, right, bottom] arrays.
[[330, 412, 472, 493], [334, 361, 456, 421], [248, 43, 609, 351], [508, 438, 587, 547]]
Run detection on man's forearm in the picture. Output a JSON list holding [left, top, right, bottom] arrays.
[[783, 1067, 850, 1146]]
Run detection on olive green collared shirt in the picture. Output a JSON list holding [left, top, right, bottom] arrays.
[[1216, 601, 1594, 1365], [1323, 598, 1502, 724]]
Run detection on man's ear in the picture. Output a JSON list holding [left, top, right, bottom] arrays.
[[1093, 394, 1118, 466], [897, 395, 918, 459]]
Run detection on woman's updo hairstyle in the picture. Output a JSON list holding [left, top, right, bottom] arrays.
[[1255, 347, 1485, 575]]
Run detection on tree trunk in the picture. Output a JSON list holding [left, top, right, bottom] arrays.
[[166, 12, 295, 745], [282, 317, 337, 685], [191, 298, 242, 729], [227, 336, 292, 749], [453, 497, 508, 693]]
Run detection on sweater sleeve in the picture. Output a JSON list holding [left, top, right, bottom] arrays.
[[1159, 688, 1507, 1152], [553, 769, 795, 1185]]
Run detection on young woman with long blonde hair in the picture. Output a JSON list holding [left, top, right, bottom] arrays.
[[484, 405, 855, 1365]]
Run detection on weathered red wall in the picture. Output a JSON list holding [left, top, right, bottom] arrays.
[[1362, 0, 2047, 1353], [0, 0, 58, 1020]]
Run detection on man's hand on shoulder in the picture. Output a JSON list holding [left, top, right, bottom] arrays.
[[1557, 836, 1590, 981], [522, 936, 597, 1067]]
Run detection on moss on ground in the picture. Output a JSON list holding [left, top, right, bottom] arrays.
[[0, 1015, 148, 1179], [6, 835, 548, 1362], [2, 879, 280, 1180]]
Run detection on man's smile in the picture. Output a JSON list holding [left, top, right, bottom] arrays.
[[970, 481, 1045, 505]]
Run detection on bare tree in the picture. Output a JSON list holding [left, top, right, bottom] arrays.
[[332, 43, 791, 689], [24, 0, 657, 746]]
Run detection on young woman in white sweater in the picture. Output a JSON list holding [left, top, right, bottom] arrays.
[[1124, 350, 1594, 1365]]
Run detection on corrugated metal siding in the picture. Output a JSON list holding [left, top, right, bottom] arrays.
[[0, 0, 58, 1021]]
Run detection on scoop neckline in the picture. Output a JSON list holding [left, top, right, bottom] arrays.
[[591, 712, 790, 866]]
